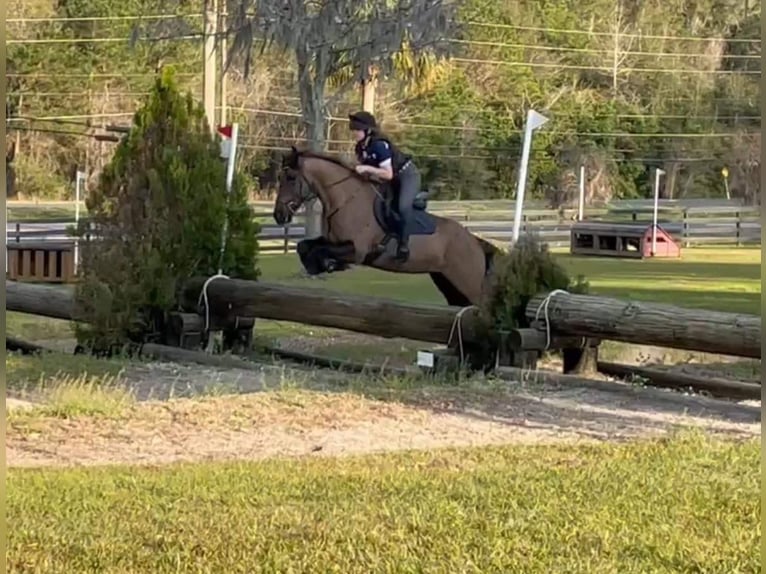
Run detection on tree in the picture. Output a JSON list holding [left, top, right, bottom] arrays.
[[74, 67, 261, 352], [222, 0, 462, 235]]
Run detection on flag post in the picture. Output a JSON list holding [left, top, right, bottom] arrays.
[[216, 123, 239, 273], [511, 109, 549, 245]]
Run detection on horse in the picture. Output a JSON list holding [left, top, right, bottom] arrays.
[[273, 145, 499, 307]]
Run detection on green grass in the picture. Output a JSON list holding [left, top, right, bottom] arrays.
[[7, 312, 75, 341], [258, 247, 761, 314], [7, 431, 759, 573], [7, 350, 126, 389], [7, 350, 133, 419], [7, 205, 79, 221]]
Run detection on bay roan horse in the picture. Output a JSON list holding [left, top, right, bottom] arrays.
[[273, 145, 498, 307]]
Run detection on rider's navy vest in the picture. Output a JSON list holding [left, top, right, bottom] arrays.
[[355, 135, 412, 176]]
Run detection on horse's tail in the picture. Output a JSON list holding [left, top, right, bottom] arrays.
[[473, 234, 500, 276]]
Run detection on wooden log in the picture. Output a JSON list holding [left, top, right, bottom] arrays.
[[182, 277, 481, 345], [596, 361, 761, 401], [6, 280, 76, 321], [168, 312, 204, 335], [507, 328, 599, 351], [5, 281, 248, 331], [526, 292, 760, 359], [139, 343, 266, 372], [262, 346, 414, 377]]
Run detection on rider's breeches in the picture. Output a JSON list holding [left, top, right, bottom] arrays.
[[396, 165, 420, 243]]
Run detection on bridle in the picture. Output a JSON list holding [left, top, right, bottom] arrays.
[[279, 156, 378, 233]]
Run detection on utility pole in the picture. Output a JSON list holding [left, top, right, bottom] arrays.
[[361, 66, 376, 113], [203, 0, 217, 134], [219, 2, 228, 127]]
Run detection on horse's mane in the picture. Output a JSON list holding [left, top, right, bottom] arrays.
[[290, 146, 366, 180]]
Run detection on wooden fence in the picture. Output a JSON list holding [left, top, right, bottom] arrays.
[[248, 203, 761, 252], [6, 202, 761, 255]]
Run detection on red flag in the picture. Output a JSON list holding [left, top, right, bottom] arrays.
[[217, 124, 233, 138]]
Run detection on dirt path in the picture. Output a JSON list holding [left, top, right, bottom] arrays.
[[7, 360, 760, 468]]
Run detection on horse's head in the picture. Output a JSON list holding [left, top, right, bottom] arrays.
[[273, 145, 313, 225], [273, 144, 361, 225]]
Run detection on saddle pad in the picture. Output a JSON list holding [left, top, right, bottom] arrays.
[[373, 196, 437, 236]]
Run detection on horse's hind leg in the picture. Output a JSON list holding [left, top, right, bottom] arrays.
[[429, 272, 472, 307]]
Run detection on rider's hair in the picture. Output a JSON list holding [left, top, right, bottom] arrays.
[[366, 125, 392, 143]]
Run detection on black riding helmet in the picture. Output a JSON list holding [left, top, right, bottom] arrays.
[[349, 110, 377, 132]]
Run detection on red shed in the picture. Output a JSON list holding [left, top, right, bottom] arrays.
[[570, 222, 681, 259]]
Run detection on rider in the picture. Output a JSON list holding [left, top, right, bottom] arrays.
[[348, 110, 420, 263]]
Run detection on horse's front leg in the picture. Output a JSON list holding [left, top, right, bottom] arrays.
[[296, 237, 329, 275]]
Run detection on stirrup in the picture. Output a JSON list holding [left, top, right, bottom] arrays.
[[395, 242, 410, 262]]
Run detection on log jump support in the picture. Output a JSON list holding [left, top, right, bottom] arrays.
[[165, 311, 255, 354], [498, 325, 601, 376]]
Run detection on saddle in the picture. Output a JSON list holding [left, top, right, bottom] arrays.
[[373, 179, 427, 224]]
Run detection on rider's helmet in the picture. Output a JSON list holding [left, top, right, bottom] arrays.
[[348, 110, 377, 132]]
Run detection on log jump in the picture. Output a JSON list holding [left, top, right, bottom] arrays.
[[7, 279, 761, 369], [526, 291, 760, 360]]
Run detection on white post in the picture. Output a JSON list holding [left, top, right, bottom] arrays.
[[217, 122, 239, 273], [74, 170, 86, 273], [224, 123, 239, 195], [578, 165, 586, 221], [651, 168, 665, 256], [511, 109, 549, 244]]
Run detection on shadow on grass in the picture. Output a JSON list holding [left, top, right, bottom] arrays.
[[349, 374, 761, 439], [9, 343, 760, 446]]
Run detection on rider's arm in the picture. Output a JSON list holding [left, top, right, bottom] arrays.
[[359, 141, 394, 180]]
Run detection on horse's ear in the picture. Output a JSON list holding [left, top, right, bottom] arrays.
[[283, 145, 299, 169]]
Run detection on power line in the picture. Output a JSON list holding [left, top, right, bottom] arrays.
[[7, 99, 760, 122], [5, 121, 737, 163], [11, 108, 757, 138], [238, 142, 722, 163], [466, 21, 762, 44], [6, 72, 199, 79], [451, 38, 761, 59], [243, 133, 735, 156], [231, 108, 759, 137], [451, 57, 761, 75], [7, 14, 201, 23], [13, 39, 753, 74], [8, 13, 760, 44], [7, 89, 753, 107], [7, 34, 200, 45], [8, 114, 134, 124], [8, 31, 761, 60]]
